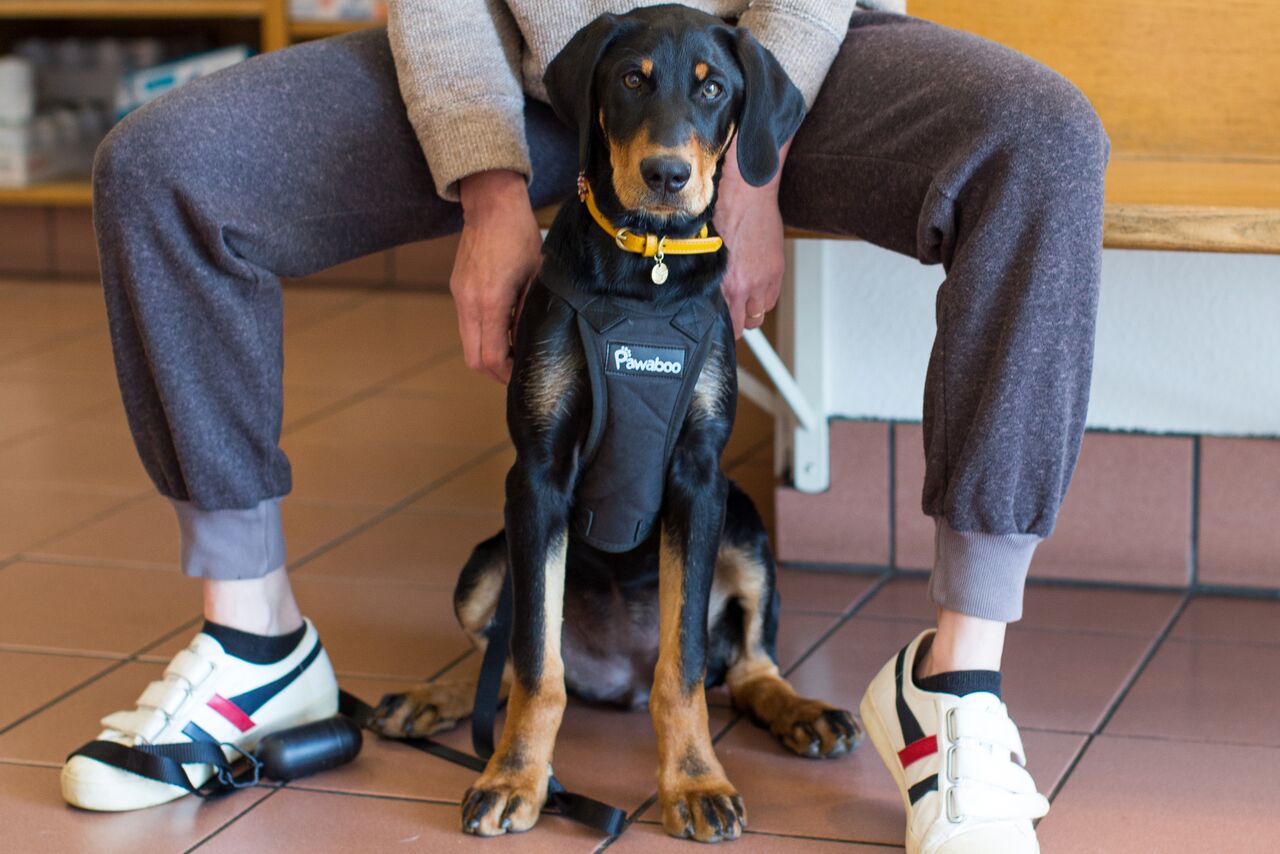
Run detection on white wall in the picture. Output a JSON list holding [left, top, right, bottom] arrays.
[[818, 243, 1280, 436]]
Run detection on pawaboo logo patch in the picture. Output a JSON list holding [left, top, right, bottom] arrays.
[[606, 342, 686, 377]]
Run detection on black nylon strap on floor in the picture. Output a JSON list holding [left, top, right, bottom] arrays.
[[469, 571, 513, 760], [67, 739, 260, 797], [466, 571, 628, 838], [338, 691, 484, 773]]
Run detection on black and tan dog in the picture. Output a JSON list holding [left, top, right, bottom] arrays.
[[372, 5, 860, 843]]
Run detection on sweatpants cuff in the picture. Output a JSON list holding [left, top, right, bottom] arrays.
[[171, 498, 286, 580], [928, 520, 1041, 623]]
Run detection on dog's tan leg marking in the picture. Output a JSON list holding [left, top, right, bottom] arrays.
[[653, 531, 745, 843], [462, 534, 567, 836], [718, 546, 862, 759]]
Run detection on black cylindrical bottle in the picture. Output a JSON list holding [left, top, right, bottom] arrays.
[[255, 716, 363, 781]]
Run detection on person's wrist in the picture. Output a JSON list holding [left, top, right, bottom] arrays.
[[459, 170, 531, 221], [718, 137, 789, 201]]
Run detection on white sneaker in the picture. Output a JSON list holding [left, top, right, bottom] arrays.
[[860, 630, 1049, 854], [62, 619, 338, 811]]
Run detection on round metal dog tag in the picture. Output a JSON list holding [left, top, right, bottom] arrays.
[[651, 260, 669, 285]]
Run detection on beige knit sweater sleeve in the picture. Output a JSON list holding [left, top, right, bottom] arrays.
[[388, 0, 531, 202], [739, 1, 859, 110], [389, 1, 899, 202]]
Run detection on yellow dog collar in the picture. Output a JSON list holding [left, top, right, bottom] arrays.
[[578, 176, 723, 283]]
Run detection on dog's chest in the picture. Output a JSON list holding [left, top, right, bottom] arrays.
[[562, 582, 661, 709], [548, 282, 723, 554]]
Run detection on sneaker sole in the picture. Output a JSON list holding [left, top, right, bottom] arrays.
[[860, 687, 920, 854]]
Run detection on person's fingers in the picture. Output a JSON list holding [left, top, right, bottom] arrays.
[[727, 290, 746, 339], [480, 303, 514, 384], [721, 265, 748, 338], [455, 298, 485, 375]]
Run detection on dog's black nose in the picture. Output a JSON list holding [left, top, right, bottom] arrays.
[[640, 156, 691, 193]]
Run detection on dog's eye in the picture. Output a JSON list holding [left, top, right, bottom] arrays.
[[701, 81, 723, 100], [623, 71, 643, 90]]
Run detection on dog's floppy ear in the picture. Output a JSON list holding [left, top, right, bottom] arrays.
[[730, 28, 807, 186], [544, 14, 626, 170]]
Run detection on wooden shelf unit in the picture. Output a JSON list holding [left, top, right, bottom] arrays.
[[0, 1, 389, 205], [0, 182, 94, 206], [288, 18, 379, 40], [0, 1, 270, 18]]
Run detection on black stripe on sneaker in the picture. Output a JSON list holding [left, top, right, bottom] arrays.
[[228, 641, 323, 715], [908, 774, 938, 805], [182, 721, 217, 744], [895, 647, 926, 746]]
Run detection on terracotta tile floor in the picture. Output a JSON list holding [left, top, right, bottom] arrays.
[[2, 281, 1278, 852]]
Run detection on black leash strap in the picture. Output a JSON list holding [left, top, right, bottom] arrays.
[[469, 571, 514, 759], [338, 691, 484, 773], [66, 574, 627, 837], [68, 739, 261, 798], [467, 571, 628, 838]]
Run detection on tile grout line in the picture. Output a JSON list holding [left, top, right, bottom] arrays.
[[0, 758, 62, 769], [1045, 590, 1193, 803], [183, 786, 284, 854], [1188, 435, 1201, 589], [280, 349, 458, 436], [286, 290, 375, 334], [0, 659, 131, 738], [16, 490, 154, 556], [285, 441, 511, 573], [0, 397, 122, 454], [0, 612, 210, 737], [781, 570, 895, 680], [886, 420, 897, 573], [0, 644, 127, 661]]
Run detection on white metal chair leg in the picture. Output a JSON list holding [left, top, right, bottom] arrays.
[[734, 239, 830, 493]]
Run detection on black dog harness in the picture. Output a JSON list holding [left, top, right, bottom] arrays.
[[539, 273, 728, 552]]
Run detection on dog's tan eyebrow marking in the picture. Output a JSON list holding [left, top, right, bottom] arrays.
[[694, 62, 709, 81], [641, 57, 654, 76]]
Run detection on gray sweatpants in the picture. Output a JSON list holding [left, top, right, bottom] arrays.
[[94, 14, 1107, 622]]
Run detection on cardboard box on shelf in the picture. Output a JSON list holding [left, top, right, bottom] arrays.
[[115, 45, 251, 119]]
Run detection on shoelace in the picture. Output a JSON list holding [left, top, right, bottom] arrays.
[[942, 702, 1050, 823], [100, 644, 218, 745]]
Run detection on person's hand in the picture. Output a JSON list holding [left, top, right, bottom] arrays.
[[452, 170, 542, 383], [714, 138, 790, 337]]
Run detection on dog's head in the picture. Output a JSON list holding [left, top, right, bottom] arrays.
[[545, 5, 805, 226]]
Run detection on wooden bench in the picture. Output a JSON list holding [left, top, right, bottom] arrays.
[[540, 0, 1279, 255]]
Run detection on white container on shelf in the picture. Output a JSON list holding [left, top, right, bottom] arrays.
[[0, 115, 59, 187], [0, 56, 36, 125]]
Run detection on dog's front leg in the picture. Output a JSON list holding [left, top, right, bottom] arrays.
[[460, 454, 570, 836], [653, 450, 745, 842]]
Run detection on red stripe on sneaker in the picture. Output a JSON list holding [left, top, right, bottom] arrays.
[[898, 735, 938, 768], [208, 694, 255, 732]]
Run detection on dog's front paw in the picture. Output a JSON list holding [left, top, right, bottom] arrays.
[[369, 683, 473, 738], [661, 781, 746, 843], [461, 771, 547, 836], [775, 700, 862, 758]]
